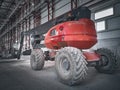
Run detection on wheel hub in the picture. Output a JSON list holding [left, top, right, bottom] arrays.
[[101, 55, 109, 66], [61, 57, 70, 72]]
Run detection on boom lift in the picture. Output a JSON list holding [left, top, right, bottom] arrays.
[[17, 6, 118, 86]]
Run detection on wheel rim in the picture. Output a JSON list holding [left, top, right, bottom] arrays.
[[60, 57, 70, 74], [101, 55, 109, 66]]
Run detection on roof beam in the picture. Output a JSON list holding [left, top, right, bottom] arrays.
[[0, 7, 12, 11], [0, 0, 24, 31]]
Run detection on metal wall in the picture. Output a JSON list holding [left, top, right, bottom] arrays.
[[90, 0, 120, 64]]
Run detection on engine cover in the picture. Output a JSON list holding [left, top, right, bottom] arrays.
[[45, 18, 97, 49]]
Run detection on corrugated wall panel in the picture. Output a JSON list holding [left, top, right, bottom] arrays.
[[54, 0, 71, 17]]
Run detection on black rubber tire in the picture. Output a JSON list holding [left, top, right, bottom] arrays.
[[30, 49, 45, 70], [95, 48, 117, 74], [55, 47, 88, 86]]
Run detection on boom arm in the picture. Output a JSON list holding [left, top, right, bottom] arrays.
[[17, 32, 24, 59], [17, 31, 44, 59], [17, 31, 34, 59]]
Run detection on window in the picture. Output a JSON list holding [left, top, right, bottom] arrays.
[[95, 7, 113, 20], [50, 29, 58, 36], [96, 21, 105, 31]]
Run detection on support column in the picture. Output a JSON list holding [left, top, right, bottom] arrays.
[[47, 0, 54, 21], [71, 0, 78, 10]]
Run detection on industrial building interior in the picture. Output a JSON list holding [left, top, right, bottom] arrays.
[[0, 0, 120, 90]]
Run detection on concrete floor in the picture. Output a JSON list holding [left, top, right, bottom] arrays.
[[0, 56, 120, 90]]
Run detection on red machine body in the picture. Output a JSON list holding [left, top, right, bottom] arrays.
[[45, 18, 97, 50]]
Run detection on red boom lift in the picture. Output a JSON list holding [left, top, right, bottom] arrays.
[[23, 7, 117, 86]]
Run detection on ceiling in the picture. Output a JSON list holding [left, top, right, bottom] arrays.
[[0, 0, 16, 28]]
